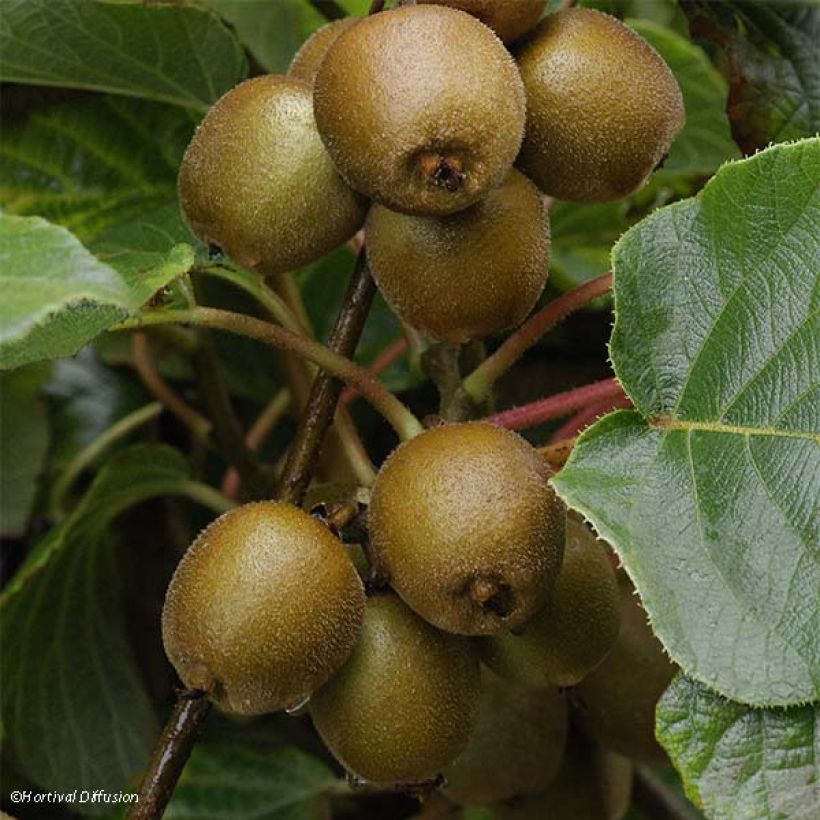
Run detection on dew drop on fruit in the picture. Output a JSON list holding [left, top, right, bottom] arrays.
[[345, 771, 370, 791], [284, 695, 311, 716]]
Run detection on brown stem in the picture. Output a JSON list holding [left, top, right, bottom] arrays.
[[277, 250, 377, 505], [128, 695, 211, 820], [131, 332, 211, 441]]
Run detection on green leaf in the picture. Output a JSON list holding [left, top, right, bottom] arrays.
[[165, 745, 335, 819], [682, 1, 820, 154], [206, 0, 325, 74], [0, 363, 50, 536], [657, 674, 820, 819], [553, 139, 820, 706], [0, 214, 189, 369], [0, 0, 246, 110], [0, 95, 196, 244], [628, 20, 740, 177], [0, 445, 197, 802]]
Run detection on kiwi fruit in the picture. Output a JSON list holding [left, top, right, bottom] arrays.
[[493, 727, 633, 820], [365, 169, 550, 343], [515, 8, 685, 202], [444, 669, 567, 806], [419, 0, 546, 43], [178, 75, 366, 275], [310, 593, 480, 784], [481, 516, 620, 687], [288, 18, 358, 86], [313, 4, 526, 216], [368, 422, 565, 636], [572, 579, 677, 763], [161, 502, 365, 715]]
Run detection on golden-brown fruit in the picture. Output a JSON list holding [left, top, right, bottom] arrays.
[[310, 593, 480, 784], [161, 502, 365, 715], [314, 5, 526, 216], [480, 516, 620, 687], [178, 75, 366, 275], [365, 169, 550, 343], [493, 728, 633, 820], [515, 8, 684, 202], [444, 670, 568, 806], [573, 580, 677, 763], [368, 422, 565, 636], [288, 18, 358, 86], [419, 0, 546, 42]]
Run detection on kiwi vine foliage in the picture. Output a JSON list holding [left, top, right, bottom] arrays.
[[0, 1, 818, 819]]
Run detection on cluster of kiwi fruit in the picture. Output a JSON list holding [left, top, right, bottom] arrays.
[[169, 0, 684, 814]]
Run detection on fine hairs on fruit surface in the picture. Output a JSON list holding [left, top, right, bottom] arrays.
[[368, 422, 565, 636], [310, 593, 480, 784], [161, 502, 365, 715], [178, 75, 366, 276], [515, 8, 685, 202], [480, 515, 620, 687], [288, 18, 358, 86], [365, 169, 550, 343], [313, 4, 526, 216], [572, 579, 677, 763], [444, 669, 568, 806], [419, 0, 547, 43], [492, 727, 633, 820]]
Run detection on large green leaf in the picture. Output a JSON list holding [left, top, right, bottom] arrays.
[[553, 138, 820, 706], [0, 0, 246, 110], [0, 446, 196, 803], [0, 95, 196, 246], [206, 0, 325, 75], [165, 745, 335, 819], [629, 20, 739, 177], [0, 214, 190, 369], [682, 1, 820, 154], [657, 674, 820, 819], [0, 363, 50, 536]]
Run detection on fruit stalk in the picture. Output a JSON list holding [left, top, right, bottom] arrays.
[[307, 0, 348, 21], [462, 271, 613, 402], [484, 377, 625, 432]]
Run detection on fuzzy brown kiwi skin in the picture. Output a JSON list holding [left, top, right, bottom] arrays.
[[365, 169, 550, 343], [418, 0, 547, 43], [572, 579, 677, 763], [310, 593, 480, 785], [288, 18, 358, 86], [178, 75, 366, 276], [480, 515, 621, 687], [515, 8, 685, 202], [368, 422, 566, 636], [161, 502, 365, 715], [313, 5, 526, 217], [444, 669, 568, 806]]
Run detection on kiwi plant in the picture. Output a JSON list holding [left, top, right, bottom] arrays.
[[160, 0, 685, 812], [16, 0, 700, 815]]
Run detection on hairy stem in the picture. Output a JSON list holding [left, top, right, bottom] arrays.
[[463, 272, 613, 402], [49, 402, 162, 518], [339, 336, 408, 407], [484, 377, 625, 432], [197, 265, 304, 333], [132, 332, 211, 442], [116, 311, 423, 442], [549, 392, 633, 442]]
